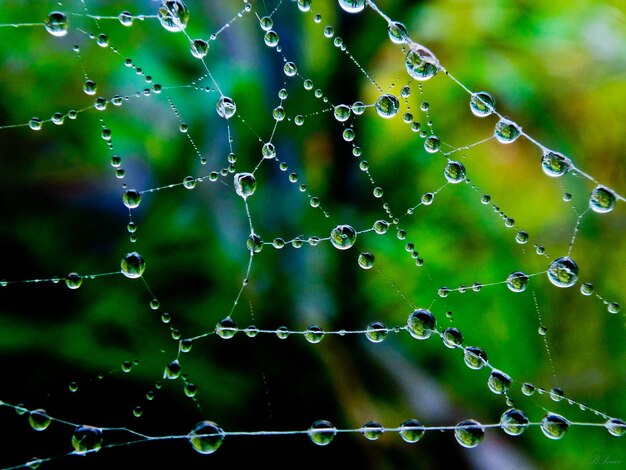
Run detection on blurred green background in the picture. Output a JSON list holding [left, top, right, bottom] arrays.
[[0, 0, 624, 468]]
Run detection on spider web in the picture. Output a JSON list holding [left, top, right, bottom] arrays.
[[0, 0, 624, 468]]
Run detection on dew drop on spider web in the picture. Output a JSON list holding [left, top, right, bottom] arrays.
[[454, 420, 484, 448], [444, 161, 466, 183], [366, 321, 388, 343], [506, 271, 529, 292], [118, 11, 133, 26], [71, 426, 103, 454], [500, 408, 529, 436], [190, 39, 209, 59], [339, 0, 366, 14], [189, 421, 224, 454], [44, 11, 69, 37], [259, 16, 273, 31], [308, 420, 336, 446], [547, 256, 578, 288], [28, 118, 42, 131], [407, 309, 436, 340], [388, 21, 408, 44], [157, 1, 189, 33], [216, 96, 236, 119], [442, 328, 463, 348], [605, 418, 626, 437], [330, 224, 357, 250], [120, 252, 145, 279], [352, 101, 366, 115], [164, 359, 181, 380], [304, 325, 325, 343], [373, 220, 389, 234], [405, 45, 439, 81], [541, 151, 571, 177], [234, 173, 256, 199], [540, 413, 569, 440], [469, 92, 495, 117], [297, 0, 312, 13], [65, 273, 82, 289], [361, 421, 383, 440], [28, 409, 51, 431], [334, 104, 351, 122], [358, 252, 375, 269], [264, 30, 279, 47], [262, 142, 276, 159], [487, 370, 511, 395], [464, 346, 488, 369], [494, 118, 521, 144], [399, 419, 425, 443], [589, 186, 617, 213], [424, 135, 440, 153], [216, 317, 237, 339], [375, 94, 400, 118], [122, 189, 141, 209]]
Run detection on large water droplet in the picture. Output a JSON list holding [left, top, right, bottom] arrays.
[[158, 1, 189, 32], [366, 321, 388, 343], [29, 409, 51, 431], [304, 325, 325, 343], [338, 0, 366, 13], [308, 420, 336, 446], [500, 408, 529, 436], [216, 317, 237, 339], [399, 419, 424, 443], [361, 421, 383, 440], [333, 104, 351, 122], [164, 359, 181, 379], [541, 151, 571, 177], [387, 21, 408, 44], [454, 420, 484, 448], [65, 273, 82, 289], [405, 45, 439, 81], [469, 92, 495, 117], [358, 252, 375, 269], [71, 426, 103, 454], [540, 413, 569, 440], [506, 271, 529, 292], [190, 39, 209, 59], [547, 257, 578, 288], [216, 96, 236, 119], [487, 370, 511, 395], [605, 418, 626, 437], [375, 94, 400, 119], [44, 12, 69, 37], [494, 119, 521, 144], [444, 161, 466, 184], [189, 421, 224, 454], [121, 252, 145, 279], [442, 328, 463, 348], [330, 224, 357, 250], [406, 309, 436, 340], [464, 346, 488, 369], [122, 190, 141, 209], [234, 173, 256, 199], [589, 186, 617, 213]]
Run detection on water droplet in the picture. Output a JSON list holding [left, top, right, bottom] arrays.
[[330, 224, 357, 250], [216, 317, 237, 339], [338, 0, 366, 13], [276, 326, 290, 339], [71, 426, 103, 454], [44, 11, 69, 37], [189, 421, 224, 454], [358, 252, 375, 269], [589, 186, 617, 213], [549, 387, 564, 402], [121, 252, 145, 279], [122, 361, 132, 372], [506, 271, 529, 292], [262, 142, 276, 159], [158, 1, 189, 32], [361, 421, 383, 440], [244, 326, 259, 337], [521, 382, 535, 396], [375, 94, 400, 118], [605, 418, 626, 437], [407, 309, 436, 340], [421, 192, 434, 205], [351, 101, 366, 115], [423, 135, 440, 153], [481, 194, 491, 204], [469, 92, 495, 117], [442, 328, 463, 348], [454, 420, 484, 448], [216, 96, 236, 119], [122, 189, 141, 209], [444, 161, 466, 184], [494, 119, 521, 144], [283, 62, 297, 77], [304, 325, 324, 343], [437, 286, 449, 298], [118, 11, 133, 26], [234, 173, 256, 199], [65, 273, 82, 289], [540, 413, 569, 440], [366, 321, 388, 343], [308, 420, 336, 446], [190, 39, 209, 58], [515, 231, 529, 244], [184, 383, 197, 397], [608, 302, 620, 314], [500, 408, 529, 436], [373, 220, 389, 234], [247, 234, 264, 253], [334, 104, 351, 122], [164, 360, 181, 380], [399, 419, 424, 443], [132, 406, 143, 418], [580, 282, 594, 296], [464, 346, 488, 369], [488, 370, 511, 395], [264, 30, 279, 47], [298, 0, 313, 12], [541, 151, 571, 177], [387, 21, 408, 44], [547, 256, 578, 288], [29, 409, 51, 431], [405, 45, 439, 81], [69, 382, 78, 392], [259, 16, 273, 31]]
